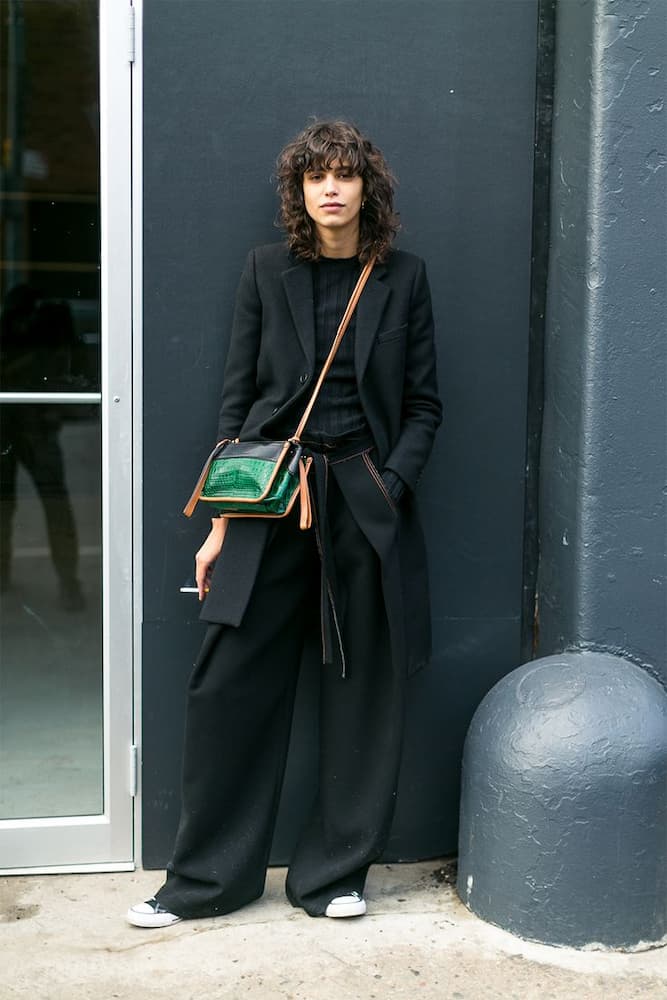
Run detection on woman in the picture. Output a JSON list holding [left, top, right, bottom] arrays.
[[127, 120, 442, 928]]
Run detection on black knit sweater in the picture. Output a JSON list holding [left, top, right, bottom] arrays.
[[307, 256, 366, 437]]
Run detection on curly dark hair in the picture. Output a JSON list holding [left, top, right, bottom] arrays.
[[276, 120, 400, 263]]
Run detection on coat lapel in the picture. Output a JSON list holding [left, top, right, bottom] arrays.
[[282, 257, 390, 380], [282, 262, 315, 369], [355, 261, 390, 381]]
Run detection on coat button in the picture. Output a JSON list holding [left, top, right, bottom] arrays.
[[299, 373, 309, 384]]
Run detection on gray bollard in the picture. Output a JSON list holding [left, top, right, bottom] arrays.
[[457, 651, 667, 949]]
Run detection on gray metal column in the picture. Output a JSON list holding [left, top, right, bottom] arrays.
[[457, 0, 667, 950], [537, 0, 666, 681]]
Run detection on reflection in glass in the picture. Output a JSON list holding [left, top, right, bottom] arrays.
[[0, 0, 102, 819], [0, 413, 102, 819]]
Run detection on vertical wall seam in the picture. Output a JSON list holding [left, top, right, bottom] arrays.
[[521, 0, 557, 662]]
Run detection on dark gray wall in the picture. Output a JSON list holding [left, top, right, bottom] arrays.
[[141, 0, 539, 866], [538, 0, 667, 684]]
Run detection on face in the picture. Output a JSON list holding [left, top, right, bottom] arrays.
[[302, 161, 364, 237]]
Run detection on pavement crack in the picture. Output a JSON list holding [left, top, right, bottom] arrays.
[[95, 930, 194, 952], [317, 947, 357, 970]]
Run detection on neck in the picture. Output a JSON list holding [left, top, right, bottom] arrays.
[[317, 223, 359, 259]]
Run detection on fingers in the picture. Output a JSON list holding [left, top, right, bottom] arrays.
[[195, 522, 227, 600], [195, 558, 212, 602]]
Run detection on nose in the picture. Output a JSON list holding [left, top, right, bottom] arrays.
[[324, 172, 339, 195]]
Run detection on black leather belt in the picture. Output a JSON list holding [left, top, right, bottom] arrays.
[[301, 428, 374, 457]]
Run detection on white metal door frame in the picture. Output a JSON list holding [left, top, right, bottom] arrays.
[[0, 0, 135, 873]]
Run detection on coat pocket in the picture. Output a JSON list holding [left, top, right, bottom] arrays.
[[362, 449, 398, 514], [376, 323, 407, 344]]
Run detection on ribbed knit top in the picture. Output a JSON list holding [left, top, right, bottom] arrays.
[[306, 256, 369, 437]]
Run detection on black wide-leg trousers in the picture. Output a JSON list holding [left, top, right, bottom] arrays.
[[155, 473, 406, 919]]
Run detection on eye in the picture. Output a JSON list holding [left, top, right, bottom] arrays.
[[306, 172, 322, 181]]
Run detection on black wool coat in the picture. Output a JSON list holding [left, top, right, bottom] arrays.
[[200, 242, 442, 674]]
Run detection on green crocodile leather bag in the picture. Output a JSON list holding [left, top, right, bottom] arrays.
[[183, 257, 376, 528]]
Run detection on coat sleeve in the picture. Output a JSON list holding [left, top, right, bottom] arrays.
[[216, 249, 262, 441], [383, 258, 443, 491]]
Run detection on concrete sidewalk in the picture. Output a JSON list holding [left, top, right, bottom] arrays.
[[1, 860, 665, 999]]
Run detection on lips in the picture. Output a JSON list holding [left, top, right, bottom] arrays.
[[322, 203, 344, 209]]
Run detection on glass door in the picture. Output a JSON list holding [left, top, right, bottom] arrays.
[[0, 0, 133, 870]]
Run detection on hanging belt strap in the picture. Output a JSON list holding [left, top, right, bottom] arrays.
[[308, 451, 346, 675]]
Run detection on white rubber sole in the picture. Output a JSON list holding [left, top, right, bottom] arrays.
[[325, 895, 367, 918], [126, 901, 182, 928]]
